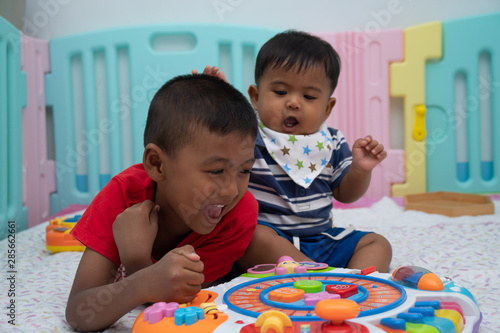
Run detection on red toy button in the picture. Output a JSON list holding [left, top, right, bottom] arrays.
[[325, 284, 358, 298]]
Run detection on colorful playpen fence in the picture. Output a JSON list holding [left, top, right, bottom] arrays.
[[0, 12, 499, 240], [0, 17, 28, 239]]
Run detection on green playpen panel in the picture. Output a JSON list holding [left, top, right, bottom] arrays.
[[0, 17, 28, 240], [45, 24, 278, 213], [426, 12, 500, 193]]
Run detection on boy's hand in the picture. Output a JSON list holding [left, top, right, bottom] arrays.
[[351, 135, 387, 172], [192, 65, 227, 82], [145, 245, 204, 304], [113, 200, 160, 273]]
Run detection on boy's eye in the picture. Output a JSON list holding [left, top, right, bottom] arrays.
[[209, 170, 224, 175], [273, 90, 286, 96], [304, 95, 317, 100], [241, 169, 251, 175]]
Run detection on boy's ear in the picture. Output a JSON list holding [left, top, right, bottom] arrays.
[[247, 84, 259, 110], [324, 97, 336, 121], [143, 143, 167, 182]]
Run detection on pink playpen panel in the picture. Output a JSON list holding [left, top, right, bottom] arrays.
[[21, 34, 55, 227], [317, 29, 404, 198]]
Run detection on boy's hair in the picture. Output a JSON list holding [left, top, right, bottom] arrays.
[[144, 74, 257, 156], [255, 30, 341, 94]]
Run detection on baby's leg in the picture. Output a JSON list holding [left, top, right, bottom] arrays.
[[237, 224, 310, 272], [346, 233, 392, 273]]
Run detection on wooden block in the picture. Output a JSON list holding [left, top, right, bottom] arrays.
[[404, 192, 494, 217]]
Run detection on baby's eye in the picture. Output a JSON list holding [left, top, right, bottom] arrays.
[[273, 90, 286, 96], [304, 95, 317, 100]]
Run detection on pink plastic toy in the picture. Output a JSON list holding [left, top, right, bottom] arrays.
[[275, 256, 307, 275], [246, 256, 328, 275]]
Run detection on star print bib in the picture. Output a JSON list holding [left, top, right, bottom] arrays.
[[258, 121, 333, 188]]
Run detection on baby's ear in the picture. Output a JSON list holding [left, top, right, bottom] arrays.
[[247, 84, 259, 110], [143, 143, 166, 182], [325, 97, 336, 120]]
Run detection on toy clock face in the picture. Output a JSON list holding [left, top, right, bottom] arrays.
[[223, 273, 406, 320]]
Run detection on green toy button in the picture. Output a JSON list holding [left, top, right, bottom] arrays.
[[293, 279, 323, 293]]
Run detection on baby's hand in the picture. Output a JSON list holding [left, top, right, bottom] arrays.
[[145, 245, 204, 304], [192, 65, 227, 82], [351, 135, 387, 171]]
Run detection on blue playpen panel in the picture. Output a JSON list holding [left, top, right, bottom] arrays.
[[426, 12, 500, 193], [0, 17, 28, 240], [45, 24, 279, 213]]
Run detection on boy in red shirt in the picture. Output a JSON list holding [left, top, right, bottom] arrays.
[[66, 74, 258, 331]]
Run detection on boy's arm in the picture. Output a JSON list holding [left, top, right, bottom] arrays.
[[333, 135, 386, 203], [65, 247, 147, 331], [66, 245, 204, 331], [112, 200, 159, 274]]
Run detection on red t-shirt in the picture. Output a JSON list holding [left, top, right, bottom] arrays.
[[71, 163, 258, 283]]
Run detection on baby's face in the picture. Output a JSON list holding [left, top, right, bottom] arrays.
[[249, 65, 336, 135]]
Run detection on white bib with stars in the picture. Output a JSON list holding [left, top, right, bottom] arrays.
[[258, 121, 333, 189]]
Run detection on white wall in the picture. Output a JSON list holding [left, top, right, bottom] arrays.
[[3, 0, 499, 152], [20, 0, 500, 39]]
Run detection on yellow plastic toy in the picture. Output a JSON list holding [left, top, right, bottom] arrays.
[[46, 215, 85, 253], [255, 311, 292, 333], [390, 21, 442, 197]]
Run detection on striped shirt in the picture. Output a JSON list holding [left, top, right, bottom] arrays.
[[249, 127, 352, 237]]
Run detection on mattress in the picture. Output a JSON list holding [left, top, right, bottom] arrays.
[[1, 197, 498, 332]]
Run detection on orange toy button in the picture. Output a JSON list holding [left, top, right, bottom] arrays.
[[315, 299, 360, 323], [315, 299, 367, 332], [269, 287, 305, 303], [325, 284, 358, 298], [417, 273, 444, 291]]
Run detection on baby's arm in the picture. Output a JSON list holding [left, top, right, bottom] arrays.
[[66, 245, 204, 331], [333, 135, 387, 203], [192, 65, 227, 81]]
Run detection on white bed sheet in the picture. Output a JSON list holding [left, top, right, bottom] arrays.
[[1, 197, 499, 332]]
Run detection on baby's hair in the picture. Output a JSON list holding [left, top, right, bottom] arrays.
[[144, 74, 257, 156], [254, 30, 341, 94]]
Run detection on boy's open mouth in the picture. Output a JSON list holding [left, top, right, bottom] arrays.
[[205, 204, 225, 223], [283, 117, 298, 131]]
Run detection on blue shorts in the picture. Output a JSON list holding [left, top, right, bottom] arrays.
[[259, 221, 371, 268]]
